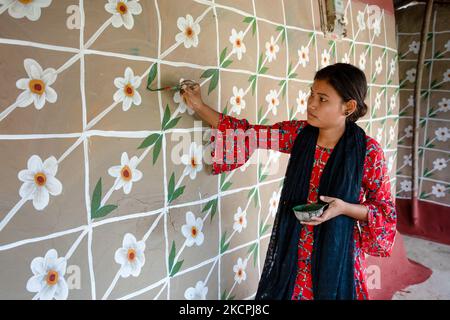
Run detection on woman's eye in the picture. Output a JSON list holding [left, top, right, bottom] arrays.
[[320, 97, 327, 102]]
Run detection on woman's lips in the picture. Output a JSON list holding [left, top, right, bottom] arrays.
[[307, 111, 317, 118]]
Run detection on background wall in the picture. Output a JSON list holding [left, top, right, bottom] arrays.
[[394, 2, 450, 244], [0, 0, 399, 299]]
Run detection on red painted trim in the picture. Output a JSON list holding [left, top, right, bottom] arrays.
[[355, 0, 395, 14], [396, 198, 450, 246]]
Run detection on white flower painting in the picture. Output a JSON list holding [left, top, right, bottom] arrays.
[[229, 28, 246, 60], [357, 11, 366, 31], [1, 0, 52, 21], [359, 53, 366, 71], [233, 257, 247, 284], [229, 86, 246, 115], [113, 67, 142, 111], [176, 14, 201, 48], [108, 152, 143, 194], [115, 233, 146, 278], [298, 46, 309, 67], [321, 49, 331, 68], [26, 249, 68, 300], [105, 0, 142, 30], [181, 142, 204, 180], [266, 90, 279, 116], [184, 281, 208, 300], [15, 58, 57, 110], [269, 190, 281, 218], [233, 207, 247, 233], [18, 155, 62, 211], [181, 211, 204, 247], [174, 78, 195, 115], [296, 90, 308, 114], [265, 36, 279, 62]]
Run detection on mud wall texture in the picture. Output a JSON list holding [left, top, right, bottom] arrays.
[[0, 0, 398, 299]]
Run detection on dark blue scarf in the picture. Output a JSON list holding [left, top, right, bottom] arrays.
[[255, 120, 366, 300]]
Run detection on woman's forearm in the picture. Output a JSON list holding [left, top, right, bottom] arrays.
[[195, 103, 221, 129], [343, 202, 369, 222]]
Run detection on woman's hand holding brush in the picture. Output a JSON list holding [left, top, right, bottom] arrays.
[[180, 80, 220, 129]]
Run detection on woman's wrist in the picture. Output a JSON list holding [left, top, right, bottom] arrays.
[[195, 101, 208, 112], [342, 202, 369, 222], [193, 102, 221, 129]]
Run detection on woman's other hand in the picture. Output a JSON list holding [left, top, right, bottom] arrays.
[[300, 195, 346, 226]]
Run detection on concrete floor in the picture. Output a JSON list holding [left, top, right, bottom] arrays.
[[392, 235, 450, 300]]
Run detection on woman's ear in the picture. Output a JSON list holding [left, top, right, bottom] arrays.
[[343, 99, 357, 116]]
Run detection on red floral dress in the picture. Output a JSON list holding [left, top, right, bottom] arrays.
[[209, 113, 397, 300]]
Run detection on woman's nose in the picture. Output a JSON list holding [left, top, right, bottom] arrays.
[[308, 103, 316, 110]]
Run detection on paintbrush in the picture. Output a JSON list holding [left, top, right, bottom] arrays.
[[147, 79, 198, 92]]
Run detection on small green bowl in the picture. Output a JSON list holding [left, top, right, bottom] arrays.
[[292, 203, 329, 222]]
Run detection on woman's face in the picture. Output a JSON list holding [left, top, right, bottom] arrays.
[[306, 79, 351, 129]]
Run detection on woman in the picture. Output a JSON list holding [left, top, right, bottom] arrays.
[[180, 63, 397, 300]]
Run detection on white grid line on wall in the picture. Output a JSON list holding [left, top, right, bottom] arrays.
[[0, 0, 401, 299]]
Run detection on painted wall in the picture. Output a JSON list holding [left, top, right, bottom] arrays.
[[0, 0, 398, 299], [395, 4, 449, 208]]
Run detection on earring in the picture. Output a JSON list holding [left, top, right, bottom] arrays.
[[345, 111, 349, 115]]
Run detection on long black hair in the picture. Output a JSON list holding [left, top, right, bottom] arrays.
[[314, 63, 368, 122]]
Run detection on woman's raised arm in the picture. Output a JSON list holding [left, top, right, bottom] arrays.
[[180, 82, 307, 174]]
